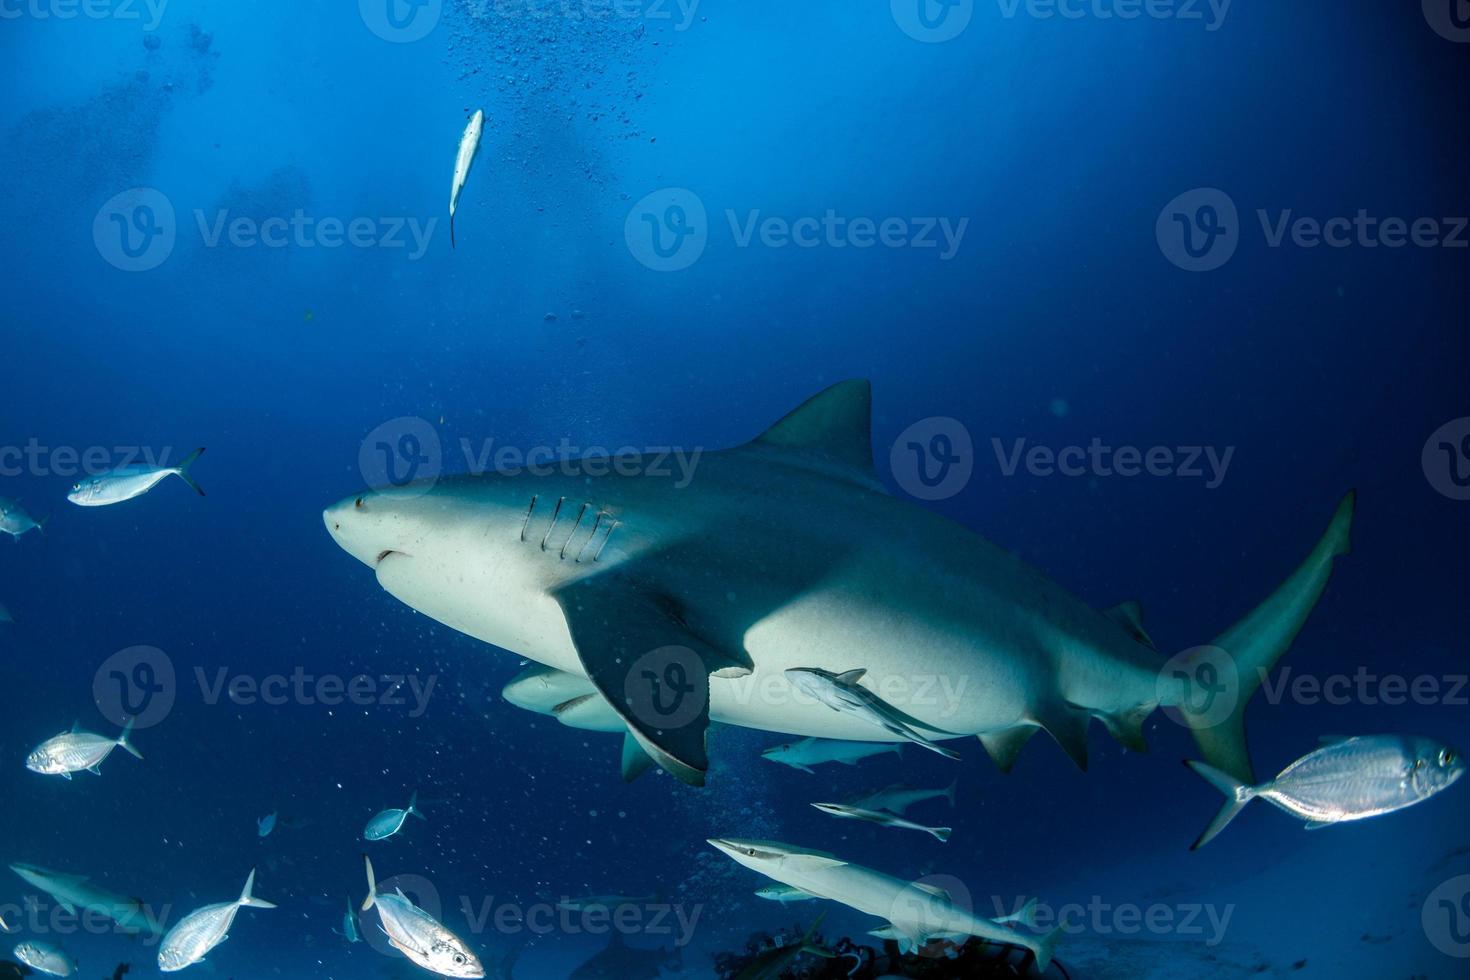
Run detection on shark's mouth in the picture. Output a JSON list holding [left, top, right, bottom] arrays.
[[375, 549, 409, 567]]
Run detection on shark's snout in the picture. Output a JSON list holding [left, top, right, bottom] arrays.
[[324, 492, 413, 569]]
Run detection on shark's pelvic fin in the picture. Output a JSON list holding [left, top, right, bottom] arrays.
[[977, 726, 1039, 773], [554, 570, 751, 787], [1181, 491, 1355, 785], [747, 379, 886, 492]]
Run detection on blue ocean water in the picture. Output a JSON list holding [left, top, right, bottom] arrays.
[[2, 2, 1468, 978]]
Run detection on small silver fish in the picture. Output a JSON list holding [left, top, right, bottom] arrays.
[[257, 812, 277, 838], [785, 667, 962, 759], [157, 868, 276, 972], [362, 856, 482, 978], [1187, 734, 1466, 848], [812, 802, 952, 842], [26, 720, 143, 779], [68, 448, 205, 507], [754, 884, 820, 904], [848, 780, 957, 815], [0, 497, 46, 539], [14, 940, 76, 977], [364, 791, 425, 841]]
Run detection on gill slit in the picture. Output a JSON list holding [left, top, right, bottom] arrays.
[[574, 512, 606, 563], [539, 497, 565, 552], [559, 503, 590, 560], [519, 495, 538, 542]]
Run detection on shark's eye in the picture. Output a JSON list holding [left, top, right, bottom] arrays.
[[355, 497, 365, 509], [1441, 749, 1456, 766], [72, 484, 80, 492]]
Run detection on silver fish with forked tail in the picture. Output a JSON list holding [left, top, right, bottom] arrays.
[[361, 856, 482, 978], [158, 869, 276, 972], [1186, 734, 1465, 849]]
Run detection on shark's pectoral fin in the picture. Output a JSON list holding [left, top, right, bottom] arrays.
[[554, 573, 750, 787], [620, 731, 656, 783], [978, 727, 1039, 773]]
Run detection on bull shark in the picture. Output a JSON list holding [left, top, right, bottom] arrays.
[[324, 380, 1354, 789]]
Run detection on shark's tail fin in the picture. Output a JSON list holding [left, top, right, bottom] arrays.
[[1184, 760, 1260, 849], [1176, 491, 1355, 785], [174, 448, 206, 497], [361, 856, 378, 912], [1028, 924, 1062, 974], [238, 868, 277, 910], [943, 777, 958, 807], [117, 718, 143, 761]]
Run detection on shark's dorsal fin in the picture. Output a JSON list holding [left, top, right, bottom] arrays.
[[1103, 600, 1155, 649], [748, 380, 884, 491]]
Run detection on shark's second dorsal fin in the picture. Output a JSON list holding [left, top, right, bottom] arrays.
[[1103, 600, 1155, 649], [748, 380, 884, 492]]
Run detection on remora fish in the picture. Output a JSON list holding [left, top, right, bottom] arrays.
[[761, 737, 901, 774], [811, 802, 952, 842], [8, 862, 162, 936], [68, 448, 205, 506], [848, 780, 957, 815], [364, 791, 425, 841], [13, 940, 76, 977], [708, 838, 1060, 972], [731, 913, 833, 980], [324, 380, 1354, 788], [786, 667, 961, 759], [1187, 735, 1466, 849], [449, 109, 484, 249], [257, 811, 277, 838], [0, 497, 46, 539], [158, 869, 276, 972], [361, 856, 483, 978], [755, 884, 820, 903], [26, 719, 143, 779]]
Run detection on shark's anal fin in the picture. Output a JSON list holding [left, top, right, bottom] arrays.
[[554, 572, 750, 787], [620, 731, 656, 783]]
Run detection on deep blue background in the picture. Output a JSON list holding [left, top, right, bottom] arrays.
[[1, 2, 1467, 977]]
